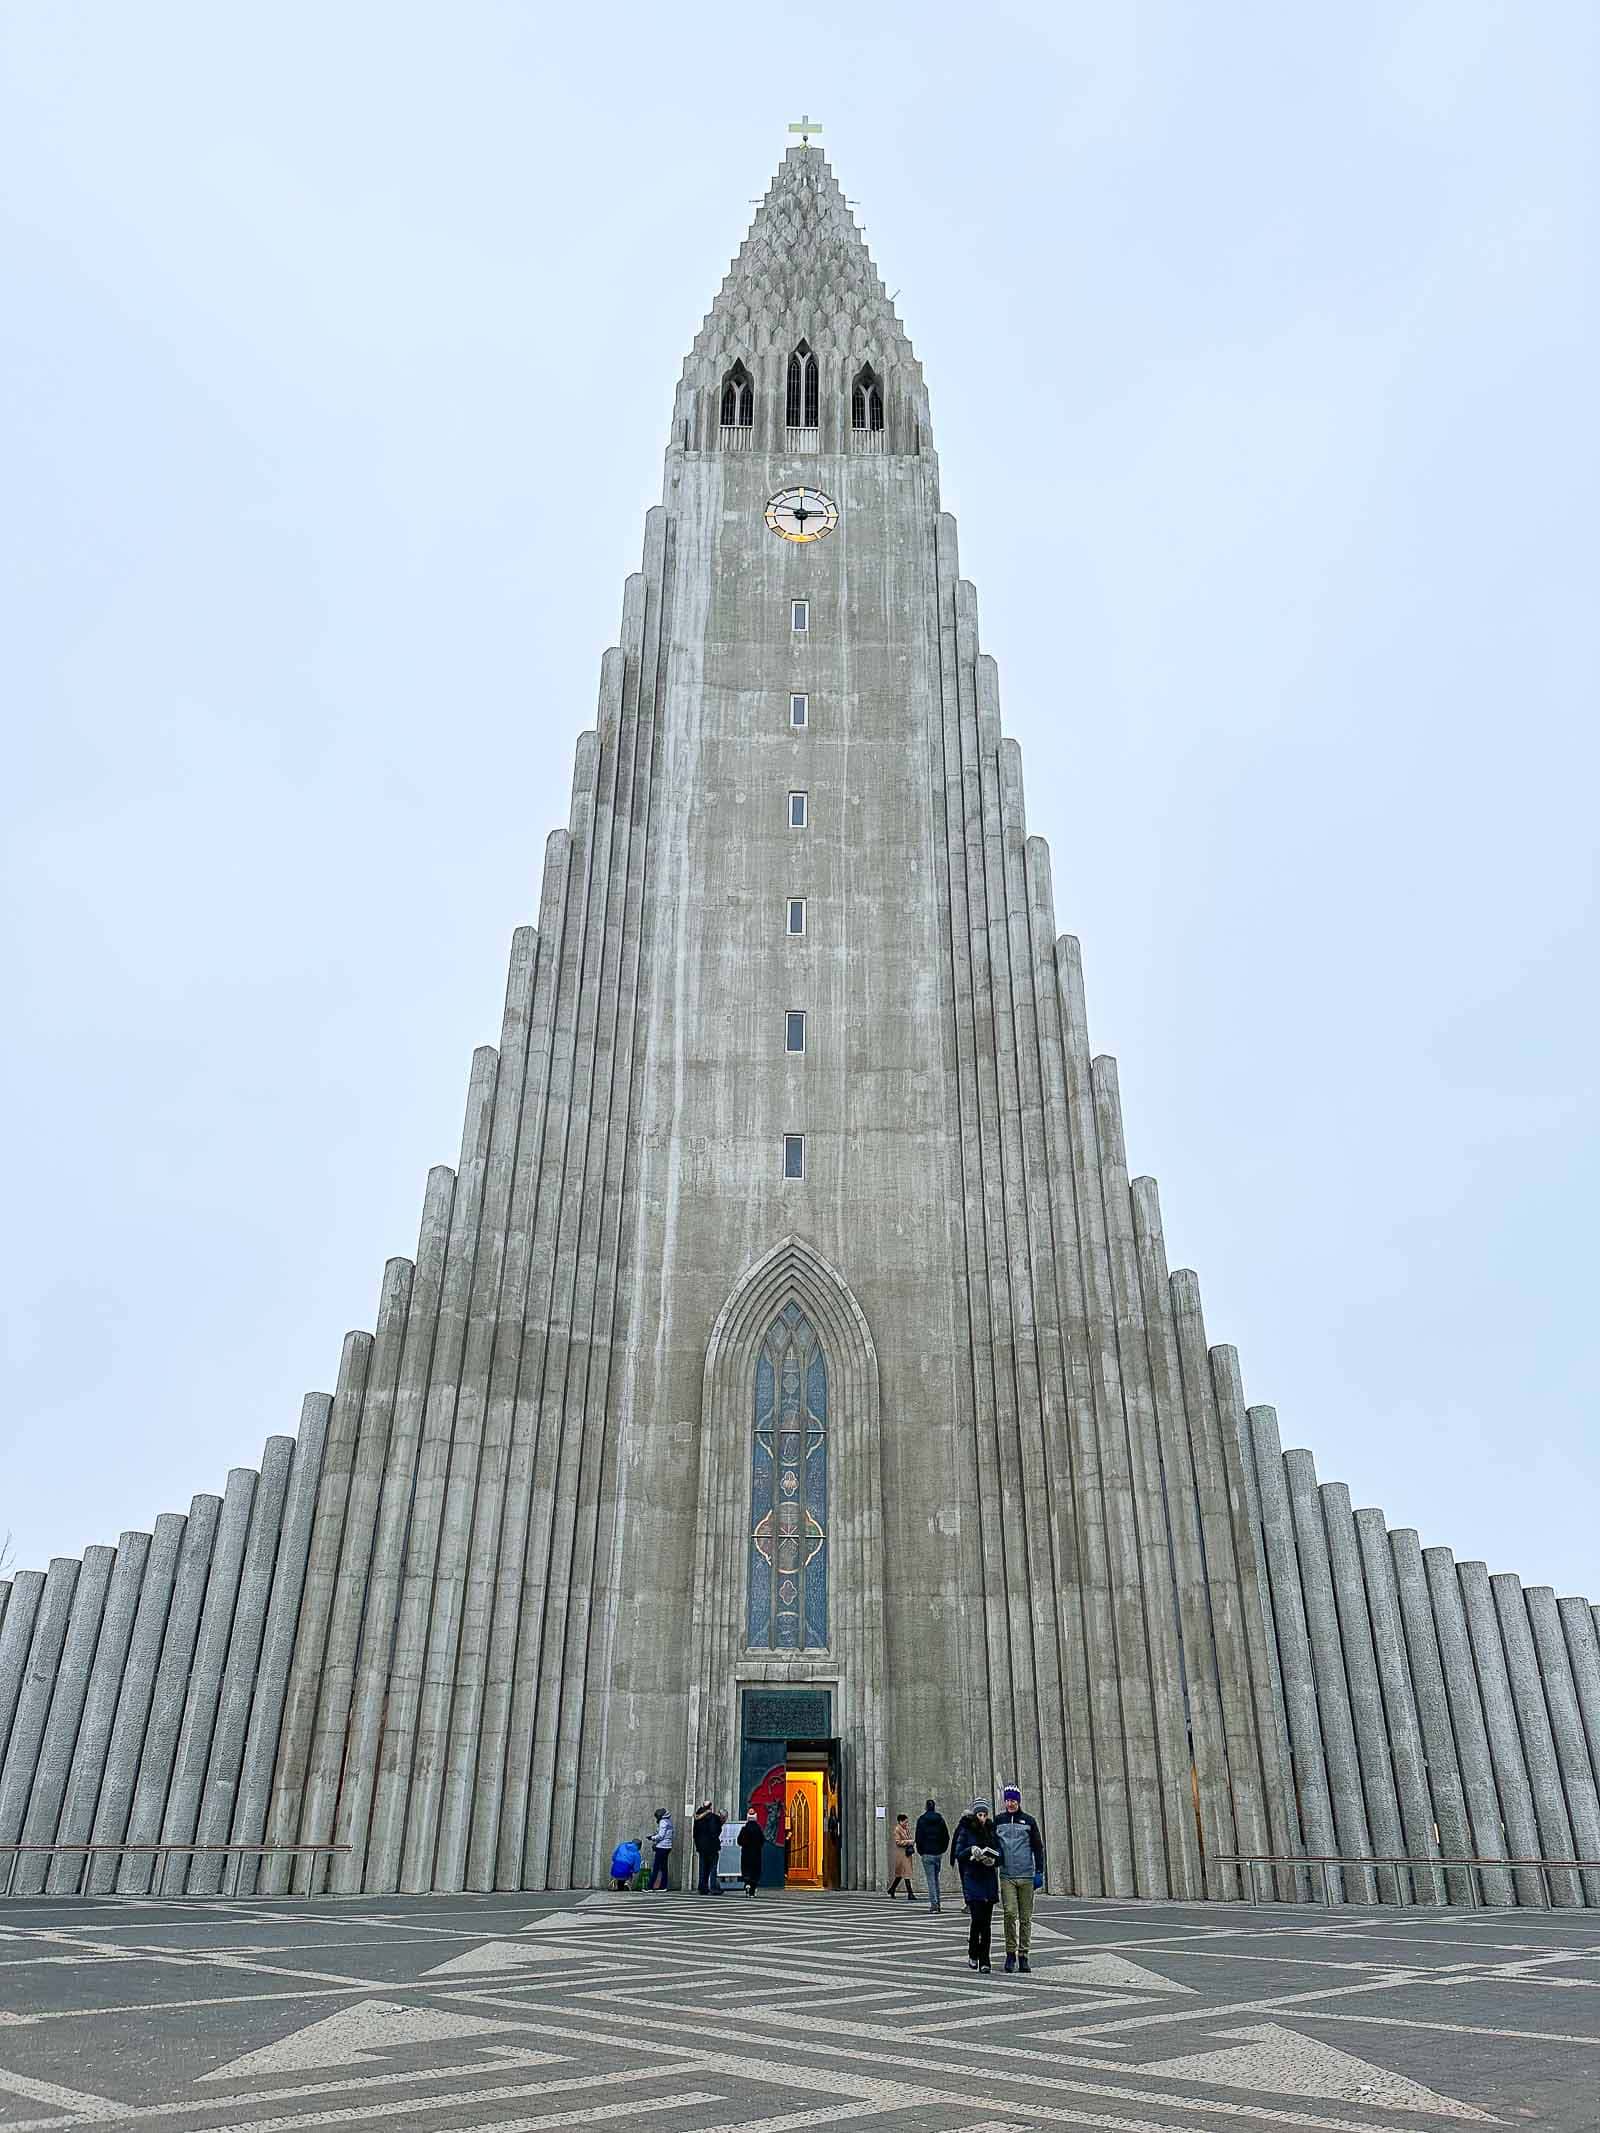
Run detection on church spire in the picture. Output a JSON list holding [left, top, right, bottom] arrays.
[[671, 144, 931, 457]]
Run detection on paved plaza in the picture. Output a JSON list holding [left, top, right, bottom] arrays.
[[0, 1888, 1595, 2132]]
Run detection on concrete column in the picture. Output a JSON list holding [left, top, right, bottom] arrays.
[[261, 1329, 374, 1895], [1248, 1408, 1336, 1891], [1170, 1272, 1272, 1894], [1320, 1484, 1406, 1902], [1211, 1350, 1304, 1902], [0, 1559, 82, 1849], [1352, 1509, 1441, 1902], [86, 1515, 185, 1893], [336, 1172, 456, 1892], [118, 1494, 221, 1892], [1422, 1547, 1514, 1906], [1089, 1054, 1202, 1898], [395, 1046, 501, 1891], [1129, 1177, 1235, 1895], [43, 1534, 151, 1895], [297, 1259, 416, 1891], [1491, 1575, 1579, 1905], [1456, 1560, 1544, 1906], [472, 844, 577, 1891], [1282, 1450, 1373, 1901], [0, 1571, 46, 1783], [1388, 1530, 1475, 1903], [9, 1548, 114, 1893], [435, 929, 543, 1889], [1557, 1597, 1600, 1819], [1525, 1588, 1600, 1906], [230, 1395, 331, 1892], [185, 1436, 295, 1893], [153, 1468, 257, 1893]]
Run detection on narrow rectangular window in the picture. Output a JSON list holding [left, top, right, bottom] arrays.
[[785, 1009, 806, 1055], [788, 791, 807, 829], [786, 897, 806, 936], [791, 599, 809, 632], [782, 1133, 804, 1180], [790, 692, 809, 728]]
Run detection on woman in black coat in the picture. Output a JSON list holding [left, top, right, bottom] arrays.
[[736, 1809, 767, 1897], [953, 1799, 1001, 1971]]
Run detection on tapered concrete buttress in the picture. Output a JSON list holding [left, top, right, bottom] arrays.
[[1456, 1560, 1545, 1906], [1524, 1587, 1600, 1906], [0, 1559, 83, 1852], [1282, 1451, 1373, 1901], [154, 1467, 258, 1894], [1354, 1510, 1444, 1904], [1557, 1597, 1600, 1817], [262, 1328, 374, 1895], [9, 1547, 114, 1893], [1422, 1546, 1515, 1906], [334, 1171, 457, 1892], [0, 1571, 46, 1778], [43, 1532, 152, 1893], [1388, 1529, 1476, 1905], [1319, 1483, 1406, 1903], [297, 1259, 416, 1890], [85, 1516, 186, 1893], [1245, 1407, 1332, 1899], [185, 1437, 295, 1893], [1491, 1575, 1580, 1905], [230, 1397, 331, 1893], [117, 1496, 221, 1893], [1209, 1348, 1302, 1902]]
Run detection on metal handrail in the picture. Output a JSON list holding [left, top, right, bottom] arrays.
[[1214, 1850, 1600, 1910], [1, 1841, 351, 1899]]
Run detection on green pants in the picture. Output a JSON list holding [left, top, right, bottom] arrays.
[[1001, 1875, 1035, 1956]]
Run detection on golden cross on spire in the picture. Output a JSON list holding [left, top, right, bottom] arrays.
[[788, 114, 823, 144]]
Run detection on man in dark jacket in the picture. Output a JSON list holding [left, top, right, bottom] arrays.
[[953, 1799, 1001, 1972], [914, 1798, 950, 1911], [691, 1803, 725, 1895], [736, 1807, 766, 1896], [995, 1784, 1046, 1972]]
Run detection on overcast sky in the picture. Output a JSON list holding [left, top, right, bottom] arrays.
[[2, 2, 1595, 1597]]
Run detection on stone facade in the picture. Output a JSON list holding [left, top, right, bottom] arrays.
[[3, 148, 1597, 1905]]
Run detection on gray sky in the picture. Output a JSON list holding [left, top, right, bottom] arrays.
[[2, 2, 1595, 1596]]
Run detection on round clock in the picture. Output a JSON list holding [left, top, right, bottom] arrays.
[[765, 487, 839, 543]]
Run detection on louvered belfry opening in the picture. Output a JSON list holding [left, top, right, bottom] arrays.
[[719, 361, 753, 428], [786, 340, 819, 429], [851, 364, 884, 431]]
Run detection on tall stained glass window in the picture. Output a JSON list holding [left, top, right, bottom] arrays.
[[747, 1303, 829, 1650]]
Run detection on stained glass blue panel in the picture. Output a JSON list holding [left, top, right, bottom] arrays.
[[747, 1305, 828, 1651]]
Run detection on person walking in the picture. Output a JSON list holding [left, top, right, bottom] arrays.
[[914, 1798, 949, 1911], [887, 1813, 917, 1898], [737, 1806, 766, 1896], [691, 1802, 725, 1895], [953, 1798, 1001, 1972], [995, 1784, 1046, 1973], [646, 1806, 674, 1890]]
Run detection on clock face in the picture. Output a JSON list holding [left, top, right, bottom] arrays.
[[765, 487, 839, 543]]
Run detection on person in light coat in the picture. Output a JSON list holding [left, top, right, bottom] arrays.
[[647, 1806, 674, 1890]]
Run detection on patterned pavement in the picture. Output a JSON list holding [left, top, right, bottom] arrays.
[[0, 1887, 1595, 2131]]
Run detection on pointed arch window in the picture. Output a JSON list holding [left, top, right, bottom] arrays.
[[719, 361, 753, 428], [851, 364, 884, 432], [748, 1303, 829, 1650], [786, 341, 819, 430]]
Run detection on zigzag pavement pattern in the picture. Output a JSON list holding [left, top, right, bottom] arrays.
[[0, 1891, 1594, 2131]]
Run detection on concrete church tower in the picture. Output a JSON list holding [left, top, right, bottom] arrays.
[[4, 144, 1599, 1908]]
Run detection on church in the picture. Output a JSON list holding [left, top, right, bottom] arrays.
[[2, 139, 1597, 1908]]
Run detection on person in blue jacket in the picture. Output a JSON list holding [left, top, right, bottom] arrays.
[[952, 1799, 1001, 1972], [609, 1837, 642, 1890]]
